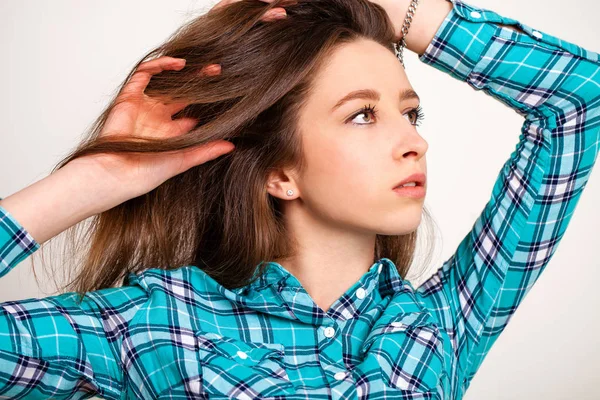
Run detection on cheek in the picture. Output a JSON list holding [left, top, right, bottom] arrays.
[[302, 140, 382, 213], [299, 135, 424, 233], [307, 137, 373, 187]]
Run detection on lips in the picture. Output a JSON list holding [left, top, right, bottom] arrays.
[[393, 173, 426, 189]]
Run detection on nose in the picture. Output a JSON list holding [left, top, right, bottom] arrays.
[[396, 127, 428, 160]]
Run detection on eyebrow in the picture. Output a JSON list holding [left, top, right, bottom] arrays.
[[331, 88, 420, 112]]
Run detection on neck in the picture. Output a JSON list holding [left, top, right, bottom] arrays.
[[274, 208, 377, 313]]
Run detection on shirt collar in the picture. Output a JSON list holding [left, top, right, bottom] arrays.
[[126, 257, 412, 324], [240, 257, 408, 300]]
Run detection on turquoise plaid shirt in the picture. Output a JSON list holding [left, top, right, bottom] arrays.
[[1, 0, 599, 398]]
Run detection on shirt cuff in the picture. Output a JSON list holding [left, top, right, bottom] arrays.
[[0, 202, 40, 278]]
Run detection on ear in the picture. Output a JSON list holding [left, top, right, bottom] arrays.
[[266, 167, 299, 200]]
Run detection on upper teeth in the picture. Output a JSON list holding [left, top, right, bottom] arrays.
[[399, 182, 417, 187]]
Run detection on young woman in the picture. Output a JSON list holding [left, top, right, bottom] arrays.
[[1, 0, 598, 398]]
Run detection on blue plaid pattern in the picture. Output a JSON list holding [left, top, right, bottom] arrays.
[[1, 0, 599, 398]]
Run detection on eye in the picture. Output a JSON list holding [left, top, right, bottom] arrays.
[[405, 105, 425, 127], [347, 103, 379, 126]]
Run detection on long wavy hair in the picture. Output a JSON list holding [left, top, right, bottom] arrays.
[[34, 0, 438, 303]]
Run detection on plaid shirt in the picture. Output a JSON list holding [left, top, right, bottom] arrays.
[[1, 0, 599, 398]]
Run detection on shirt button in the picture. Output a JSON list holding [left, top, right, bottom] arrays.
[[470, 11, 481, 19], [377, 264, 383, 273], [334, 371, 347, 380], [356, 287, 366, 299], [324, 326, 336, 338], [532, 30, 543, 39], [391, 321, 403, 328], [237, 350, 248, 359]]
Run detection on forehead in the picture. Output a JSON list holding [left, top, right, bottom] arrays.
[[307, 38, 411, 108]]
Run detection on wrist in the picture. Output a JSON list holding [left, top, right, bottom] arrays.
[[401, 0, 453, 56]]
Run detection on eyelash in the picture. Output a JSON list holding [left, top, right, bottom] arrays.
[[347, 104, 425, 127]]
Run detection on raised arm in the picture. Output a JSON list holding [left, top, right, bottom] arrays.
[[410, 0, 600, 392], [0, 53, 238, 398]]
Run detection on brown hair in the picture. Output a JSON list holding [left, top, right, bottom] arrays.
[[35, 0, 437, 303]]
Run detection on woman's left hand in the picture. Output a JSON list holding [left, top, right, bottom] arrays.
[[209, 0, 410, 42]]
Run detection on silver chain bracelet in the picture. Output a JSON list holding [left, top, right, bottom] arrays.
[[394, 0, 420, 68]]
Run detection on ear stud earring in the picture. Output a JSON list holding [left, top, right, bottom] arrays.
[[286, 189, 294, 196]]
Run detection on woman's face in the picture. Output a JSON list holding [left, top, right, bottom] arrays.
[[277, 38, 428, 236]]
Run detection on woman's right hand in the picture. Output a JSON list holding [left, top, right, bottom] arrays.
[[66, 56, 235, 201], [67, 0, 293, 202]]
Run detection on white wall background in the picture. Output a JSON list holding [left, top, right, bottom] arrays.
[[1, 0, 598, 399]]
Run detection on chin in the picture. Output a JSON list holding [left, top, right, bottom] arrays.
[[379, 212, 424, 235]]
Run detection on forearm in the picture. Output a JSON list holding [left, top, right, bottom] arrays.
[[0, 163, 118, 245]]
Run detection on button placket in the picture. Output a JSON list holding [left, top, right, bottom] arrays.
[[320, 324, 350, 388]]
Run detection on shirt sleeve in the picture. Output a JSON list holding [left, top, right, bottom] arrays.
[[413, 0, 600, 391], [0, 202, 149, 399]]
